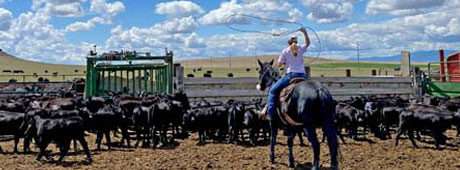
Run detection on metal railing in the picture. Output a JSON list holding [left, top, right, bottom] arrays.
[[427, 60, 460, 82], [0, 74, 85, 83]]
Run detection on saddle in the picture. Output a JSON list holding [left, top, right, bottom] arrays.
[[277, 77, 306, 127]]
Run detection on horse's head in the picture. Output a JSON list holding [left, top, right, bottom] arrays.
[[256, 59, 279, 91]]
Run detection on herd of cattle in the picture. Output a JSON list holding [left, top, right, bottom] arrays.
[[0, 92, 459, 163]]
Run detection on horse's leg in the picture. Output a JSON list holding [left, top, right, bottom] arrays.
[[305, 127, 320, 169], [96, 131, 103, 150], [324, 122, 339, 170], [269, 121, 278, 165], [287, 129, 295, 168], [104, 131, 111, 150], [13, 135, 19, 153], [298, 131, 306, 146]]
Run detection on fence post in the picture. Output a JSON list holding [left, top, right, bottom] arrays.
[[372, 69, 377, 76], [346, 69, 351, 77], [401, 51, 411, 77], [439, 49, 446, 82]]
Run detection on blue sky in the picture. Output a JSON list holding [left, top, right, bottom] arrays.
[[0, 0, 458, 64]]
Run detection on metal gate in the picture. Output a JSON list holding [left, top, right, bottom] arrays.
[[85, 50, 173, 97], [424, 51, 460, 97]]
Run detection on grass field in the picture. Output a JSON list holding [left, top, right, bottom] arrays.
[[0, 51, 84, 82], [0, 51, 432, 81], [181, 55, 432, 78]]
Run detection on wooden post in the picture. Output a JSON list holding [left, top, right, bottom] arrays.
[[372, 69, 377, 76], [401, 51, 411, 77], [439, 49, 446, 82], [346, 69, 351, 77]]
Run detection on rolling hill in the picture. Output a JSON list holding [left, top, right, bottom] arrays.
[[351, 50, 458, 62], [0, 51, 85, 75]]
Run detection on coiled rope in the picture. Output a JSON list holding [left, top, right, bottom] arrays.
[[225, 13, 323, 63]]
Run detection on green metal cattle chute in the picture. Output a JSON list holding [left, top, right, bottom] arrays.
[[85, 50, 174, 98]]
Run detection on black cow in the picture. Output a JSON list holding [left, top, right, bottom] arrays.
[[81, 104, 123, 150], [25, 115, 92, 162], [242, 108, 270, 145], [132, 105, 155, 148], [395, 105, 454, 149], [0, 111, 29, 153], [227, 101, 245, 143], [334, 102, 362, 143], [380, 106, 404, 139], [183, 106, 228, 144]]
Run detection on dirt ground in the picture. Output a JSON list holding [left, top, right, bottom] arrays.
[[0, 131, 459, 170]]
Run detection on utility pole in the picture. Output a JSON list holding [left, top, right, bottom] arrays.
[[356, 41, 360, 64], [229, 53, 232, 71]]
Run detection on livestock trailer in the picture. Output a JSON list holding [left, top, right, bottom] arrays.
[[425, 50, 460, 97], [85, 50, 174, 98]]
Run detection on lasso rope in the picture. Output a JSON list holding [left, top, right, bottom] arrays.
[[225, 13, 323, 63]]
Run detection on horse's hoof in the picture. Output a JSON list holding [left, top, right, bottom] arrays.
[[311, 165, 320, 170], [330, 165, 339, 170], [288, 162, 295, 168]]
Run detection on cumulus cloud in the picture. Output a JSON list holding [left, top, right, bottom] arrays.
[[155, 1, 204, 18], [64, 0, 125, 32], [185, 33, 206, 48], [301, 0, 356, 23], [90, 0, 125, 17], [0, 11, 88, 63], [0, 8, 12, 30], [160, 16, 199, 33], [199, 0, 296, 25], [367, 0, 447, 15], [32, 0, 86, 17], [65, 16, 109, 32], [316, 7, 460, 58]]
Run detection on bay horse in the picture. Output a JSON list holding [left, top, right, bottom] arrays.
[[256, 60, 339, 170]]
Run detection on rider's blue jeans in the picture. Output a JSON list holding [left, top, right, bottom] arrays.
[[267, 72, 307, 118]]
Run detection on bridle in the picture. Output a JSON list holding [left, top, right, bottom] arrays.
[[259, 65, 281, 90]]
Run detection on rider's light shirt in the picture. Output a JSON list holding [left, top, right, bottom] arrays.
[[278, 44, 307, 74]]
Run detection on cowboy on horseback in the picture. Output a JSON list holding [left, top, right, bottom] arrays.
[[255, 28, 339, 170], [258, 27, 310, 120]]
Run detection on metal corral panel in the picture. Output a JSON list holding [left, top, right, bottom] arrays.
[[85, 51, 174, 98], [426, 81, 460, 97]]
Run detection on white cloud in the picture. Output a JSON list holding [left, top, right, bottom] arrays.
[[45, 2, 84, 17], [90, 0, 125, 17], [0, 8, 12, 30], [185, 33, 206, 48], [63, 0, 125, 32], [65, 16, 109, 32], [32, 0, 86, 17], [0, 11, 90, 63], [316, 7, 460, 58], [160, 16, 199, 33], [301, 0, 356, 23], [199, 0, 294, 25], [155, 1, 204, 18], [367, 0, 447, 15]]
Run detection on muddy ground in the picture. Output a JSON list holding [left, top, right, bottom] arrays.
[[0, 131, 459, 170]]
